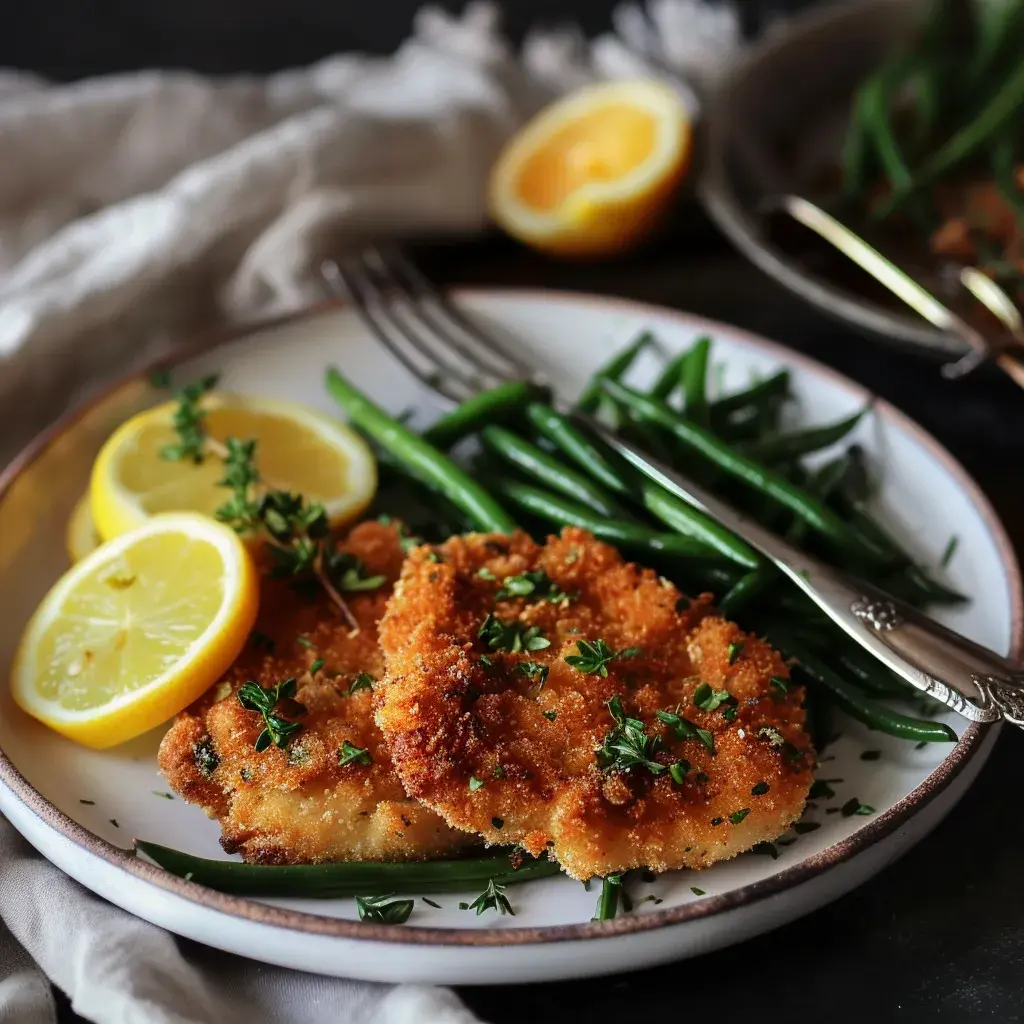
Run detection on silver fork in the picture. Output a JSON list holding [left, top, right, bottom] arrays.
[[320, 249, 1024, 731]]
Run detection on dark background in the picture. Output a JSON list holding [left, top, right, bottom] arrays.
[[4, 0, 1023, 1020]]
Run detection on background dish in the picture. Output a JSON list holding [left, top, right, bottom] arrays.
[[0, 289, 1017, 983], [699, 0, 967, 357]]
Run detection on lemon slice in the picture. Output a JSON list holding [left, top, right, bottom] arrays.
[[12, 512, 259, 749], [90, 394, 377, 542], [66, 492, 102, 563], [489, 79, 692, 257]]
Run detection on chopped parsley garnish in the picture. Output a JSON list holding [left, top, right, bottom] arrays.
[[940, 534, 959, 569], [79, 799, 95, 806], [516, 660, 549, 688], [690, 886, 706, 896], [477, 567, 497, 580], [693, 683, 738, 721], [355, 894, 414, 924], [151, 791, 174, 800], [657, 709, 715, 754], [727, 641, 744, 665], [751, 781, 770, 796], [596, 697, 666, 775], [237, 677, 306, 751], [309, 657, 325, 675], [493, 765, 506, 779], [860, 750, 881, 761], [148, 368, 172, 390], [808, 779, 842, 800], [710, 817, 724, 827], [193, 738, 219, 777], [669, 761, 691, 784], [465, 878, 514, 916], [496, 570, 574, 605], [793, 821, 820, 834], [421, 897, 442, 909], [296, 636, 315, 649], [469, 776, 485, 792], [565, 639, 640, 677], [328, 552, 386, 593], [542, 710, 558, 722], [425, 551, 443, 564], [478, 614, 550, 653], [348, 672, 375, 695], [751, 842, 778, 859], [249, 630, 275, 652], [491, 817, 504, 829], [769, 676, 790, 700], [109, 819, 119, 828], [841, 798, 875, 817], [337, 740, 372, 767], [729, 808, 751, 825]]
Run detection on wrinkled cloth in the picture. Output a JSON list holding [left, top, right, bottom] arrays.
[[0, 3, 743, 1021]]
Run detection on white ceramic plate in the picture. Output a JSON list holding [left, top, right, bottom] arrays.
[[0, 291, 1018, 984]]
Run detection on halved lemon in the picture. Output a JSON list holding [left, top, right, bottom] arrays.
[[12, 513, 258, 749], [90, 394, 377, 542], [489, 79, 692, 257], [66, 493, 102, 563]]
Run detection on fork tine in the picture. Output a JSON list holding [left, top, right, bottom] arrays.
[[321, 259, 474, 404], [374, 245, 535, 380], [354, 251, 499, 395]]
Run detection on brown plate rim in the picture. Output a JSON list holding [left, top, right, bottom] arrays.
[[0, 287, 1017, 948]]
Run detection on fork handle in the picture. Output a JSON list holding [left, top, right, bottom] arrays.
[[592, 422, 1019, 727]]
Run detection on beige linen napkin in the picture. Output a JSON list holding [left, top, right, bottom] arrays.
[[0, 3, 742, 1020]]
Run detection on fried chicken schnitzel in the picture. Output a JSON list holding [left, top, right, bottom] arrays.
[[158, 520, 476, 864], [376, 527, 813, 880]]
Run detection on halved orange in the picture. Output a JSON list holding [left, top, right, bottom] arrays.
[[489, 79, 692, 257]]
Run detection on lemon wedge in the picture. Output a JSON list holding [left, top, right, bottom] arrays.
[[489, 79, 692, 257], [66, 492, 102, 563], [90, 394, 377, 542], [12, 513, 259, 749]]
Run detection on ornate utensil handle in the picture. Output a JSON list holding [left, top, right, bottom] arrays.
[[593, 424, 1020, 728]]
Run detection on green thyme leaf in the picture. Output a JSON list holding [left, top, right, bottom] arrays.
[[469, 776, 485, 792], [338, 740, 372, 767], [596, 696, 666, 775], [355, 894, 414, 924], [466, 878, 514, 916], [478, 614, 550, 653], [727, 641, 744, 665], [565, 639, 640, 677], [656, 709, 715, 754]]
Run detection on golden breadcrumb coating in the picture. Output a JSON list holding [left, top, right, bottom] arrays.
[[157, 521, 475, 864], [376, 527, 813, 880]]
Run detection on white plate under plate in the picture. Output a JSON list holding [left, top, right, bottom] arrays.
[[0, 290, 1018, 984]]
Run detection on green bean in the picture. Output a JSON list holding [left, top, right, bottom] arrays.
[[600, 379, 890, 564], [577, 331, 654, 414], [709, 370, 791, 421], [841, 79, 875, 199], [525, 404, 634, 497], [717, 563, 777, 616], [421, 381, 550, 449], [787, 454, 856, 546], [833, 647, 912, 699], [650, 349, 691, 401], [862, 60, 914, 195], [880, 58, 1024, 217], [492, 478, 723, 559], [591, 875, 621, 921], [682, 336, 712, 425], [770, 632, 957, 743], [135, 841, 561, 897], [741, 405, 869, 464], [325, 368, 517, 533], [802, 684, 836, 753], [481, 426, 630, 519], [993, 136, 1024, 227], [637, 481, 762, 569]]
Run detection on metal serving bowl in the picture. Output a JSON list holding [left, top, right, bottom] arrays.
[[699, 0, 964, 356]]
